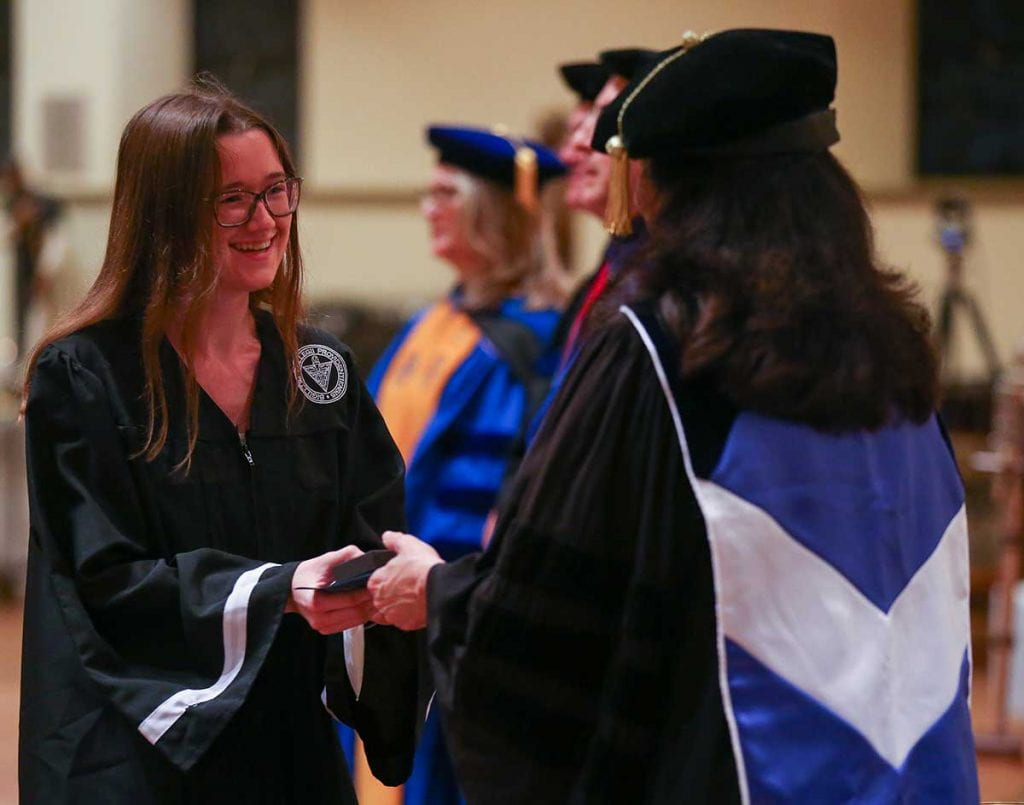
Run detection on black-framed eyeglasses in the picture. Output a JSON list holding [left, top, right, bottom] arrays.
[[213, 177, 303, 227]]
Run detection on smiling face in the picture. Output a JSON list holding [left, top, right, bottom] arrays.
[[558, 76, 627, 218], [212, 129, 293, 296]]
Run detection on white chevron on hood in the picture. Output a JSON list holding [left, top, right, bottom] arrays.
[[620, 303, 972, 787], [697, 481, 970, 770]]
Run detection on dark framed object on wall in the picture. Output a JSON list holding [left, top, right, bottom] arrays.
[[193, 0, 300, 164], [917, 0, 1024, 176]]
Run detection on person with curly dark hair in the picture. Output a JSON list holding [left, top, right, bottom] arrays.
[[368, 29, 979, 803]]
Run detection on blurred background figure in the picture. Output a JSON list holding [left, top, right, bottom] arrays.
[[0, 159, 66, 365], [341, 124, 567, 805], [509, 46, 656, 448], [491, 46, 657, 520], [554, 47, 653, 367], [0, 161, 65, 606], [534, 59, 608, 278]]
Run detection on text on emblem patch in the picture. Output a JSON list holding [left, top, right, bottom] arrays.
[[297, 344, 348, 404]]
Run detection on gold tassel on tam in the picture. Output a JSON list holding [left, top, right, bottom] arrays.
[[514, 145, 539, 213], [601, 31, 711, 238], [603, 134, 633, 236]]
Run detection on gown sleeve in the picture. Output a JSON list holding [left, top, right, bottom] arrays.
[[322, 361, 423, 786], [23, 344, 298, 771], [425, 314, 729, 803]]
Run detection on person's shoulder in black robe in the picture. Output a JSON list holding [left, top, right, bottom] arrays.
[[426, 307, 741, 804]]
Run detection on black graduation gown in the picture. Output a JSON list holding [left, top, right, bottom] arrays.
[[426, 309, 741, 804], [19, 311, 419, 803]]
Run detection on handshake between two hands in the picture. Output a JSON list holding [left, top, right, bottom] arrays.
[[286, 531, 444, 633]]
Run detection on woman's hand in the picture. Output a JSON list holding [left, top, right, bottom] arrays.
[[287, 545, 377, 634], [367, 532, 444, 631]]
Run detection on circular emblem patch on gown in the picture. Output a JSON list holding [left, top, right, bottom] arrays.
[[297, 344, 348, 404]]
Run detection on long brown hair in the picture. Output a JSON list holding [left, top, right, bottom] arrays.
[[22, 79, 305, 464], [605, 151, 938, 431]]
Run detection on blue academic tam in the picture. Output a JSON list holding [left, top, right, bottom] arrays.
[[426, 125, 566, 188]]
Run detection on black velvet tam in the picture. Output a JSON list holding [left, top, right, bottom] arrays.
[[598, 47, 658, 82], [558, 62, 610, 103], [426, 125, 567, 188], [592, 29, 838, 158]]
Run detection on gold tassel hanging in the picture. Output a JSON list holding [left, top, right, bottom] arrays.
[[599, 31, 711, 238], [603, 135, 633, 236], [514, 146, 539, 214]]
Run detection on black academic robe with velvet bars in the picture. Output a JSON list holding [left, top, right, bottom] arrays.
[[426, 307, 740, 804], [19, 311, 419, 803]]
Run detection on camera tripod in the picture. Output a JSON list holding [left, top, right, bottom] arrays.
[[936, 246, 1001, 384]]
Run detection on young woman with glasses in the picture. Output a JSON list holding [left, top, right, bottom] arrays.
[[18, 83, 419, 802]]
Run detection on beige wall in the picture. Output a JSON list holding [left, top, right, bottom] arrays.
[[13, 0, 189, 190], [9, 0, 1022, 378], [302, 0, 914, 189], [0, 0, 188, 359]]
